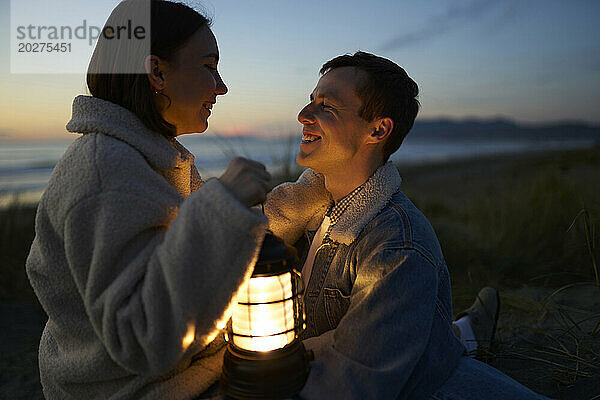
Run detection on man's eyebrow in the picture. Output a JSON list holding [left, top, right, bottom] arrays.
[[311, 90, 342, 104], [202, 53, 219, 62]]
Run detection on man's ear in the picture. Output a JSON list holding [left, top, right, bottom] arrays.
[[144, 55, 166, 92], [366, 117, 394, 144]]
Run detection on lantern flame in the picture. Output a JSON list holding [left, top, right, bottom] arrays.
[[232, 272, 296, 352]]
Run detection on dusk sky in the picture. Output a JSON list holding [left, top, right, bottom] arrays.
[[1, 0, 599, 141]]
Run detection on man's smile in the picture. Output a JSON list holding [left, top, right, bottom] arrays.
[[301, 131, 322, 144]]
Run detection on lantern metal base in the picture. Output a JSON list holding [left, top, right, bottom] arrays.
[[221, 339, 312, 400]]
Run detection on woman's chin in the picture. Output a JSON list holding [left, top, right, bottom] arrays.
[[175, 121, 209, 136]]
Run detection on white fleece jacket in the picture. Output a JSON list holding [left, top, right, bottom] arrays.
[[26, 95, 267, 400], [264, 168, 331, 245]]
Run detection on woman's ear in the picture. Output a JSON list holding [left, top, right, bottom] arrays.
[[144, 55, 165, 92], [367, 117, 394, 144]]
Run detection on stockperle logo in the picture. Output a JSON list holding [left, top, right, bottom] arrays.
[[10, 0, 151, 74]]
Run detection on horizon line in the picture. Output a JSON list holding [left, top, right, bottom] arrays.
[[1, 115, 599, 142]]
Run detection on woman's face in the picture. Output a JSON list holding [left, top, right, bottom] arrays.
[[157, 26, 228, 136]]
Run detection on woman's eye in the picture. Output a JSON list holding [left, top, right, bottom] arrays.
[[205, 65, 218, 72]]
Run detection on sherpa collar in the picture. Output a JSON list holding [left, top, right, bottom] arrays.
[[66, 95, 194, 171], [327, 161, 402, 245]]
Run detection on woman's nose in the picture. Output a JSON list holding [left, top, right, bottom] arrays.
[[215, 72, 228, 95]]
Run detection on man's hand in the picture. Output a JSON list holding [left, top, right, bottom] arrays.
[[219, 157, 271, 207]]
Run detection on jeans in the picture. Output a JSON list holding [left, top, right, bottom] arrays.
[[431, 356, 552, 400]]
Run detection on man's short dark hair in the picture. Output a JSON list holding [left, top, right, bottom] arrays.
[[320, 51, 420, 162]]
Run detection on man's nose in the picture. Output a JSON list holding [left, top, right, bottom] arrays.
[[297, 104, 314, 124]]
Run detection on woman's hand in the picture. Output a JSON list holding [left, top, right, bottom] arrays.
[[219, 157, 271, 207]]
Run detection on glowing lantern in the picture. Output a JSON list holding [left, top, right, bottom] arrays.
[[222, 232, 312, 399]]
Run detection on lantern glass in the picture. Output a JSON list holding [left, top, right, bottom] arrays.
[[222, 233, 311, 400], [232, 271, 296, 352]]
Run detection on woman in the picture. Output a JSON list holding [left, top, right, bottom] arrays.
[[26, 1, 271, 398]]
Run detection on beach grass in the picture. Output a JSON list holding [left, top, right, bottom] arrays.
[[399, 145, 600, 302], [0, 196, 37, 301]]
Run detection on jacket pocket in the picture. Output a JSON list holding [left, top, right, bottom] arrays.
[[323, 287, 351, 330]]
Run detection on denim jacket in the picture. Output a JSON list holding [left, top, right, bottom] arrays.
[[266, 163, 465, 400]]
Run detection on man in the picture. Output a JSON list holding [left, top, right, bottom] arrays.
[[265, 52, 547, 399]]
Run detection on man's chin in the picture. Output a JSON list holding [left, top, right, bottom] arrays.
[[296, 156, 327, 176], [296, 152, 311, 168]]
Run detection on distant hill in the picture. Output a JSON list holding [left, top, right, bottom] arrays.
[[410, 118, 600, 141]]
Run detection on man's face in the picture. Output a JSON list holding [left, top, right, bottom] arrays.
[[296, 67, 374, 175]]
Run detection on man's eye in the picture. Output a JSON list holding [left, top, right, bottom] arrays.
[[205, 65, 217, 71]]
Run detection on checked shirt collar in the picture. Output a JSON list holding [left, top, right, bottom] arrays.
[[325, 183, 366, 228]]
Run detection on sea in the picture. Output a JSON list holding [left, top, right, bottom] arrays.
[[0, 134, 595, 207]]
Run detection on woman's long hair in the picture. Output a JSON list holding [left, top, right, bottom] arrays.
[[87, 0, 211, 137]]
